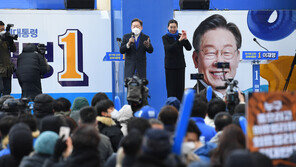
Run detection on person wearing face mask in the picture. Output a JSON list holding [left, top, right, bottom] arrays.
[[0, 21, 16, 97], [162, 19, 192, 101], [120, 18, 153, 79]]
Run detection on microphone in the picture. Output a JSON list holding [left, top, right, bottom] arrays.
[[253, 38, 269, 51], [130, 32, 135, 46]]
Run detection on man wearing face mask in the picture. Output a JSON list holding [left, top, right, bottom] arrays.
[[0, 21, 16, 96], [120, 18, 154, 79]]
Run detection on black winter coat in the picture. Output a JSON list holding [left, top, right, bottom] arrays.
[[43, 148, 100, 167], [19, 153, 51, 167], [16, 43, 49, 99], [162, 34, 191, 69]]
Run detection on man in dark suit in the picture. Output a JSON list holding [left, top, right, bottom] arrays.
[[120, 18, 153, 79]]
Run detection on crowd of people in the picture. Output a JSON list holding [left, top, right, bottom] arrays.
[[0, 90, 293, 167]]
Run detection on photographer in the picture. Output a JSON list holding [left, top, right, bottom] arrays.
[[0, 21, 16, 96], [16, 43, 50, 100]]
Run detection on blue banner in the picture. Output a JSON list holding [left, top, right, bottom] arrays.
[[103, 52, 125, 61], [242, 51, 278, 60], [253, 64, 260, 92]]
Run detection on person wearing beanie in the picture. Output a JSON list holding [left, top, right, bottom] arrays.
[[133, 129, 172, 167], [164, 97, 181, 111], [70, 97, 89, 123], [0, 123, 33, 167], [19, 131, 59, 167], [33, 94, 54, 127], [40, 115, 68, 134]]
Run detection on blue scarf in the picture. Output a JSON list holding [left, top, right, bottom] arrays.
[[166, 30, 179, 40]]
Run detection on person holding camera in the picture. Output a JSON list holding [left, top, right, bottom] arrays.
[[0, 21, 16, 96], [16, 43, 50, 100], [120, 18, 153, 79], [162, 19, 192, 101]]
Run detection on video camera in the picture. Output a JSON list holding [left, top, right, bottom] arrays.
[[37, 43, 47, 55], [125, 75, 149, 112], [215, 62, 240, 114], [1, 98, 32, 116], [0, 24, 18, 42]]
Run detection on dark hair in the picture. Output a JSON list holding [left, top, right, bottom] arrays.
[[191, 98, 208, 118], [40, 115, 68, 134], [91, 92, 109, 107], [127, 117, 151, 135], [18, 113, 37, 132], [234, 104, 245, 116], [72, 125, 100, 149], [0, 115, 18, 137], [211, 124, 245, 166], [192, 14, 242, 51], [131, 18, 143, 26], [168, 19, 178, 27], [187, 119, 201, 140], [121, 129, 143, 156], [65, 117, 77, 134], [79, 106, 97, 124], [158, 105, 179, 125], [53, 97, 71, 112], [0, 21, 4, 26], [33, 94, 54, 118], [214, 112, 232, 131], [95, 99, 114, 116], [207, 98, 226, 119]]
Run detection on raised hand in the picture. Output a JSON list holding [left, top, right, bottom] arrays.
[[143, 37, 150, 48]]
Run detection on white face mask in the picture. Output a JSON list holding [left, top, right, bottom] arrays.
[[181, 142, 196, 154], [0, 31, 5, 35], [132, 28, 141, 35], [110, 109, 119, 120]]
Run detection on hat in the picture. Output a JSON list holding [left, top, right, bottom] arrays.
[[142, 129, 171, 159], [9, 123, 33, 159], [134, 105, 158, 119], [164, 97, 180, 110], [33, 94, 54, 118], [34, 131, 59, 155], [71, 97, 89, 111]]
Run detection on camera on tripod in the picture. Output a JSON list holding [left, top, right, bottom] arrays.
[[215, 62, 240, 114], [124, 75, 149, 112], [0, 24, 18, 42], [1, 98, 32, 116]]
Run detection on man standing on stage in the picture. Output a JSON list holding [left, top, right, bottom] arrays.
[[0, 21, 16, 96], [120, 18, 153, 79]]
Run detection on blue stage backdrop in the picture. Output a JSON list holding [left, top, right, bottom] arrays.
[[122, 0, 173, 111]]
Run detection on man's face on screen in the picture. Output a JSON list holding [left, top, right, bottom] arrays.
[[192, 28, 240, 90]]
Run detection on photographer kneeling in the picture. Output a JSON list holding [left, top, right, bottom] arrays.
[[16, 43, 49, 100]]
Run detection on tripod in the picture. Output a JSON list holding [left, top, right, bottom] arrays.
[[283, 52, 296, 91]]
